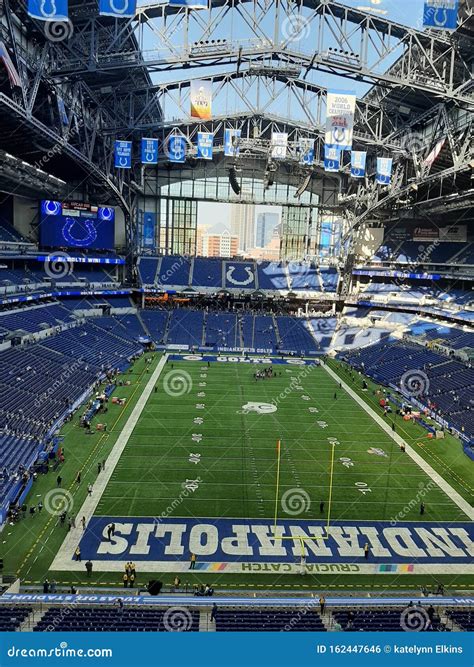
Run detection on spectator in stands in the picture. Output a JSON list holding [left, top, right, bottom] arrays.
[[319, 595, 326, 614], [211, 603, 218, 623], [43, 579, 50, 594]]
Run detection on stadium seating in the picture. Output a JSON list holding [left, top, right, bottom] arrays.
[[205, 312, 240, 348], [340, 339, 474, 439], [276, 316, 318, 353], [136, 256, 341, 294], [0, 606, 32, 631], [446, 610, 474, 631], [167, 309, 204, 347], [256, 262, 289, 291], [140, 310, 170, 343], [214, 608, 326, 632], [34, 607, 199, 632], [192, 258, 223, 288], [332, 609, 443, 632]]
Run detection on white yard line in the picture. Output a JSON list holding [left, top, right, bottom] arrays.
[[50, 354, 169, 570], [322, 362, 474, 521]]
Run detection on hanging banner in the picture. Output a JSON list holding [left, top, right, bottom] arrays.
[[99, 0, 137, 17], [28, 0, 68, 20], [224, 129, 241, 157], [423, 0, 459, 30], [141, 138, 159, 165], [167, 136, 186, 163], [376, 157, 393, 185], [197, 132, 214, 160], [299, 139, 315, 166], [57, 96, 69, 126], [271, 132, 288, 159], [114, 140, 132, 169], [168, 0, 208, 7], [350, 151, 366, 178], [190, 80, 212, 120], [324, 146, 341, 172], [325, 90, 356, 151], [143, 212, 156, 248]]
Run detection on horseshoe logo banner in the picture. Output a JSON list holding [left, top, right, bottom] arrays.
[[325, 89, 356, 151], [99, 0, 137, 18]]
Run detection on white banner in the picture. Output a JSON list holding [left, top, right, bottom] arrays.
[[325, 90, 356, 151], [271, 132, 288, 159]]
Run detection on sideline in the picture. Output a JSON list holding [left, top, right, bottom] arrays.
[[321, 362, 474, 521], [50, 354, 169, 570]]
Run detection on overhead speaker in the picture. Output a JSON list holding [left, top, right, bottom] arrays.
[[294, 171, 312, 198], [229, 167, 241, 195]]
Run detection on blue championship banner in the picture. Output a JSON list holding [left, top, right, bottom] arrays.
[[351, 151, 366, 178], [28, 0, 68, 20], [141, 138, 159, 165], [324, 146, 341, 172], [167, 135, 186, 163], [224, 128, 241, 156], [197, 132, 214, 160], [423, 0, 459, 30], [114, 140, 132, 169], [376, 157, 393, 185], [99, 0, 137, 18]]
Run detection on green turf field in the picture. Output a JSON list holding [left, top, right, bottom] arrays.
[[4, 354, 473, 593], [96, 359, 467, 523]]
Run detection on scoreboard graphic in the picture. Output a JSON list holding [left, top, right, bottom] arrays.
[[40, 200, 115, 250]]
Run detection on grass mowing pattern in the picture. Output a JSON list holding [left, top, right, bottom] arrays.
[[97, 360, 467, 523]]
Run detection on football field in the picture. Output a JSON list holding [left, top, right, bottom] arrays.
[[96, 358, 466, 524], [44, 353, 473, 589]]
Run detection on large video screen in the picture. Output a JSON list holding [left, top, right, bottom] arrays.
[[39, 200, 115, 250]]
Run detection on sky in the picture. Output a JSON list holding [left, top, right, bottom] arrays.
[[137, 0, 431, 232]]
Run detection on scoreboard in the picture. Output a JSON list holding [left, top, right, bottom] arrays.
[[39, 200, 115, 250]]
